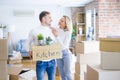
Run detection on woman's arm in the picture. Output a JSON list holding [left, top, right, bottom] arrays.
[[56, 32, 71, 48], [51, 27, 71, 48]]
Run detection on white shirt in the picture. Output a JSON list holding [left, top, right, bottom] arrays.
[[26, 25, 56, 61], [56, 28, 71, 50]]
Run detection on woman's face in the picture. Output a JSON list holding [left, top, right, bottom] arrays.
[[58, 17, 66, 29]]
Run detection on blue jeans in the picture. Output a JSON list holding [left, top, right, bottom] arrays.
[[36, 59, 56, 80], [57, 49, 72, 80]]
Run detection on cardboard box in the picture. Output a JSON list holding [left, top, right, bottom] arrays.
[[76, 35, 86, 41], [84, 72, 87, 80], [0, 60, 8, 80], [56, 66, 60, 76], [74, 73, 84, 80], [10, 71, 36, 80], [8, 59, 22, 64], [32, 77, 37, 80], [75, 41, 99, 54], [87, 65, 120, 80], [22, 60, 36, 70], [0, 39, 8, 60], [101, 52, 120, 70], [100, 38, 120, 52], [75, 62, 86, 75], [76, 53, 100, 65], [74, 73, 80, 80], [19, 77, 36, 80], [8, 64, 23, 80], [32, 43, 62, 61], [19, 70, 36, 80]]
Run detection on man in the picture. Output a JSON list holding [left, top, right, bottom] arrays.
[[26, 11, 56, 80]]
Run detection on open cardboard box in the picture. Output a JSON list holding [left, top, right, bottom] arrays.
[[8, 64, 23, 80], [8, 64, 36, 80]]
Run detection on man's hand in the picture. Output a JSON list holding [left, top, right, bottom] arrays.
[[29, 51, 33, 59]]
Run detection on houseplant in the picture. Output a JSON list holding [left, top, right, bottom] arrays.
[[37, 34, 44, 45], [46, 36, 53, 45]]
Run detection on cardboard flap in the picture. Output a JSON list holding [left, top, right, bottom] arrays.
[[8, 64, 23, 75]]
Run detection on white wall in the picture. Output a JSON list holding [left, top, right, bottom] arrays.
[[0, 5, 71, 44]]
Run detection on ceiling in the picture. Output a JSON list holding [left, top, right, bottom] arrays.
[[0, 0, 94, 7]]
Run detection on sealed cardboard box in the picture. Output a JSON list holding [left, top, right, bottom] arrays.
[[75, 62, 80, 74], [76, 53, 100, 65], [75, 62, 86, 75], [22, 60, 36, 70], [75, 41, 99, 54], [8, 59, 22, 64], [100, 38, 120, 52], [87, 65, 120, 80], [0, 39, 8, 60], [32, 76, 37, 80], [101, 52, 120, 70], [0, 60, 8, 80], [32, 43, 62, 61], [56, 66, 60, 76], [84, 72, 87, 80], [74, 73, 80, 80], [74, 73, 84, 80], [76, 34, 86, 41]]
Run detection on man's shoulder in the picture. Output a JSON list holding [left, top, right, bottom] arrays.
[[32, 26, 40, 30]]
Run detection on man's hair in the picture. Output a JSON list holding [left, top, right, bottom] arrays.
[[39, 11, 50, 22]]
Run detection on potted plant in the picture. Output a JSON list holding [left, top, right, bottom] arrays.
[[46, 36, 53, 45], [37, 34, 44, 45]]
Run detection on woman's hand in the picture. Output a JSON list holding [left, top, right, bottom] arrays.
[[50, 27, 58, 37]]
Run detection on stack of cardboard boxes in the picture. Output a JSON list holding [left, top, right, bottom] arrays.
[[75, 41, 100, 80], [8, 56, 37, 80], [7, 49, 24, 80], [0, 39, 8, 80], [87, 38, 120, 80]]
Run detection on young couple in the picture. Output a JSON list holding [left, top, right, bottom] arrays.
[[26, 11, 72, 80]]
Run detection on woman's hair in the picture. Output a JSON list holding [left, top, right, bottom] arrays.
[[63, 15, 73, 33]]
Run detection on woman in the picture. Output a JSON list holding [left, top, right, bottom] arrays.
[[51, 15, 73, 80]]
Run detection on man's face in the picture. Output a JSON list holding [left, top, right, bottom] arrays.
[[43, 14, 52, 26]]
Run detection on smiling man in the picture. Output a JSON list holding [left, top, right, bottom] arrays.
[[26, 11, 56, 80]]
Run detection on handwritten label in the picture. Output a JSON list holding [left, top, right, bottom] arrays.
[[32, 43, 62, 61]]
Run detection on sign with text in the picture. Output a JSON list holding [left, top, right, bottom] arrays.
[[32, 43, 62, 61]]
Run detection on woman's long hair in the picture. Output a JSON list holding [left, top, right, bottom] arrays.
[[63, 15, 73, 33]]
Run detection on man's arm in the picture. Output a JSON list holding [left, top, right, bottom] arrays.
[[26, 30, 34, 59]]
